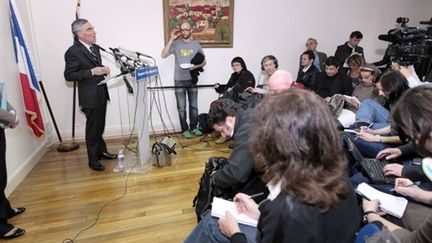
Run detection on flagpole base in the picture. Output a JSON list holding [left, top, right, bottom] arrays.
[[57, 140, 80, 152]]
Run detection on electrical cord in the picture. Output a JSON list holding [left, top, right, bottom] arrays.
[[63, 70, 149, 243]]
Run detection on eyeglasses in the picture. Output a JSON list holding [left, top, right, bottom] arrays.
[[180, 28, 191, 32]]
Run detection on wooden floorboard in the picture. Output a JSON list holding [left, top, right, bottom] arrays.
[[7, 134, 231, 242]]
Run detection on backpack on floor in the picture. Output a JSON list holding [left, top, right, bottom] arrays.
[[192, 157, 229, 222], [198, 113, 213, 133]]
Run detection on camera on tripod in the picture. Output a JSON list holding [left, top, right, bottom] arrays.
[[378, 17, 432, 67]]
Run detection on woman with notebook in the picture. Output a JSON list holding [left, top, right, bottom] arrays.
[[185, 89, 360, 242], [362, 84, 432, 243]]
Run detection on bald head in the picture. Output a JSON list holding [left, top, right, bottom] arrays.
[[268, 69, 293, 92]]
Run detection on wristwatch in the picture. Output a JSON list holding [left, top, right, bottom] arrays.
[[363, 210, 377, 223]]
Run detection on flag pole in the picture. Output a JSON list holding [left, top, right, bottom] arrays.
[[57, 0, 81, 152]]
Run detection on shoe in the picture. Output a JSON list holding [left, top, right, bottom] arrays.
[[8, 207, 25, 219], [182, 130, 193, 139], [193, 128, 203, 136], [0, 224, 25, 239], [89, 161, 105, 171], [98, 152, 118, 160], [228, 144, 234, 149], [215, 136, 228, 144]]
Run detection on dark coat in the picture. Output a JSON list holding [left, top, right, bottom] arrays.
[[64, 41, 109, 108], [212, 109, 258, 191], [296, 64, 320, 89], [231, 187, 360, 243], [334, 42, 365, 66], [190, 52, 205, 84]]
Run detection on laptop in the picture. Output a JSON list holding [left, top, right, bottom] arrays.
[[346, 138, 395, 184]]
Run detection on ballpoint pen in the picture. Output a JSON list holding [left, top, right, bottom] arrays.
[[390, 181, 421, 192]]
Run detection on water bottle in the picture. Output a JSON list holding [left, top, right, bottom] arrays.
[[117, 149, 125, 172]]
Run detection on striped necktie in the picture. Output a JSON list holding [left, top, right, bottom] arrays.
[[89, 45, 98, 62]]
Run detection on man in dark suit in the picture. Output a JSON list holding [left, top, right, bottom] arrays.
[[334, 31, 364, 67], [296, 50, 320, 89], [64, 19, 117, 171]]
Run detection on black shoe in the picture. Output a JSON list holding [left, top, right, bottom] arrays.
[[89, 161, 105, 171], [98, 152, 118, 160], [0, 224, 25, 239], [8, 207, 25, 219]]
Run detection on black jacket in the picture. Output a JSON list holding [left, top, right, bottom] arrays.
[[64, 42, 109, 108], [296, 64, 320, 89], [231, 187, 360, 243], [334, 42, 365, 66], [313, 72, 354, 98], [190, 52, 205, 84], [212, 109, 258, 191]]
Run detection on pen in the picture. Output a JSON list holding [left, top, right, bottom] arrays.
[[354, 188, 371, 201], [248, 192, 265, 199], [390, 181, 421, 192]]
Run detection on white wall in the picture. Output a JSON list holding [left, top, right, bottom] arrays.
[[1, 0, 431, 193], [0, 0, 50, 195]]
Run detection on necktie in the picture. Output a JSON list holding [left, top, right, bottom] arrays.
[[89, 45, 98, 62]]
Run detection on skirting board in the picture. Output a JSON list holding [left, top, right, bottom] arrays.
[[5, 139, 50, 197]]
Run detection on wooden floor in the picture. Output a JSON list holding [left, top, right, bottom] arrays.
[[7, 134, 231, 242]]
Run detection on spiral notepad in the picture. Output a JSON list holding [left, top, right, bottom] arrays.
[[357, 182, 408, 218]]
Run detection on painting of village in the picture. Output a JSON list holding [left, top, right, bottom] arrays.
[[163, 0, 234, 48]]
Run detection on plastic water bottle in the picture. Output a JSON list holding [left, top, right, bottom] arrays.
[[117, 149, 125, 171]]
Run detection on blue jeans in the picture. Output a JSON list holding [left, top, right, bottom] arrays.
[[184, 210, 257, 243], [355, 99, 390, 129], [346, 132, 393, 158], [175, 80, 199, 132]]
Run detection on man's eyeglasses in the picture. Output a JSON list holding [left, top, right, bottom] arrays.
[[180, 28, 191, 32]]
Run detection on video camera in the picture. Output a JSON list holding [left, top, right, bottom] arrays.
[[378, 17, 432, 66]]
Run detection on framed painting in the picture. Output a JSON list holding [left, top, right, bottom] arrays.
[[163, 0, 234, 48]]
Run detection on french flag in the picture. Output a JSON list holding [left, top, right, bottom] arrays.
[[9, 0, 44, 138]]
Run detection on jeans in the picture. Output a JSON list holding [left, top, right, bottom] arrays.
[[184, 210, 257, 243], [346, 132, 393, 158], [355, 99, 390, 129], [175, 80, 199, 132]]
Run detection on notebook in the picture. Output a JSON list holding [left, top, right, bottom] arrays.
[[356, 182, 408, 218], [211, 197, 258, 227]]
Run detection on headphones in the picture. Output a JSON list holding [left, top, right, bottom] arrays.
[[261, 55, 279, 70]]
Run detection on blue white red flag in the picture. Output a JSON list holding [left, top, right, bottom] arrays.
[[9, 0, 44, 137]]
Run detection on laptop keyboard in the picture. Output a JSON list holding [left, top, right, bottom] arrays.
[[361, 159, 395, 184]]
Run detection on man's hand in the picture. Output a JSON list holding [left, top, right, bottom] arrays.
[[376, 148, 402, 160], [170, 28, 180, 41], [92, 66, 110, 76], [383, 163, 403, 177]]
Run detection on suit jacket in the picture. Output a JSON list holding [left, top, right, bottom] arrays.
[[317, 51, 328, 71], [296, 64, 320, 89], [212, 109, 256, 189], [334, 42, 364, 66], [64, 41, 109, 108]]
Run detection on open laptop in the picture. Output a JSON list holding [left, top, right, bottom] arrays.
[[346, 138, 395, 184]]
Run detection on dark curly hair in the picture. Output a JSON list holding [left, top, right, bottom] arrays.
[[208, 98, 242, 126], [251, 89, 348, 212]]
